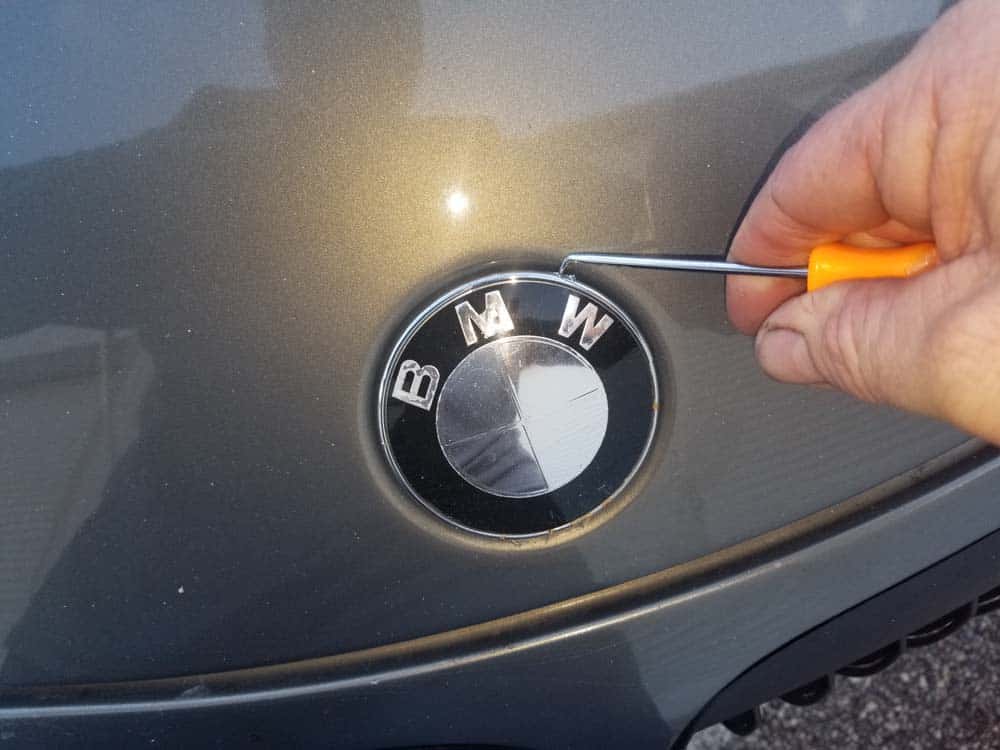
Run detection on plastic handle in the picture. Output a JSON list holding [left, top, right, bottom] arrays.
[[806, 242, 939, 292]]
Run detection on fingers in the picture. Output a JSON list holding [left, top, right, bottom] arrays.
[[725, 0, 1000, 443], [727, 86, 892, 334], [754, 252, 1000, 444], [728, 0, 1000, 336], [754, 277, 931, 407], [726, 84, 901, 333]]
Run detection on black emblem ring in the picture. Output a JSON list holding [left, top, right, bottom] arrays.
[[378, 272, 658, 537]]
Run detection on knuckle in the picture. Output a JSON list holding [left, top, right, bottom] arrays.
[[924, 289, 1000, 425], [816, 285, 884, 402]]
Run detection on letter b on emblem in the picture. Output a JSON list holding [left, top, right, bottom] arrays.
[[391, 360, 440, 410]]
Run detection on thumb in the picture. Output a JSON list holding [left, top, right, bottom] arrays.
[[753, 252, 1000, 443], [754, 279, 928, 405]]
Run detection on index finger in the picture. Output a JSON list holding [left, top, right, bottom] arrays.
[[726, 88, 890, 334]]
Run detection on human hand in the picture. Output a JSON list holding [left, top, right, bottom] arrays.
[[726, 0, 1000, 444]]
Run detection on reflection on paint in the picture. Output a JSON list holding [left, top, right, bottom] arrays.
[[445, 189, 471, 219]]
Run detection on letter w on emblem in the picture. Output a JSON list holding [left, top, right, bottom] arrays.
[[391, 360, 440, 410], [558, 294, 613, 351], [454, 290, 515, 346]]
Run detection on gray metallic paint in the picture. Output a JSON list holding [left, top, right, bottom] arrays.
[[1, 446, 994, 749], [1, 2, 991, 746]]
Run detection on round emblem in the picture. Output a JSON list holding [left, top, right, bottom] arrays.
[[378, 272, 658, 537]]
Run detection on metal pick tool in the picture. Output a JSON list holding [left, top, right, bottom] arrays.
[[560, 242, 938, 292]]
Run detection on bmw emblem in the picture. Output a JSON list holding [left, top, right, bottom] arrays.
[[378, 272, 658, 537]]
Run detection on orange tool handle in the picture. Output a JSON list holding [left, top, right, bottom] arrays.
[[807, 242, 939, 291]]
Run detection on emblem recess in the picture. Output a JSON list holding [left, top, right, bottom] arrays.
[[378, 272, 658, 537]]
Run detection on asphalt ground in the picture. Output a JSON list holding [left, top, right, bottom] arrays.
[[689, 609, 1000, 749]]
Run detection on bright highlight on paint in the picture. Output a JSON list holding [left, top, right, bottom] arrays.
[[445, 189, 470, 219]]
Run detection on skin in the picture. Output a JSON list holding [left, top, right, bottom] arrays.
[[727, 0, 1000, 444]]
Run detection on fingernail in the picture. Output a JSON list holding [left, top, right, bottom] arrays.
[[755, 327, 824, 384], [726, 275, 788, 306]]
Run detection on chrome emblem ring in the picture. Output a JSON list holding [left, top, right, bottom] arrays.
[[378, 272, 658, 537]]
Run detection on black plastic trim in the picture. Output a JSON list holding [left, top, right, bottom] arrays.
[[687, 521, 1000, 737]]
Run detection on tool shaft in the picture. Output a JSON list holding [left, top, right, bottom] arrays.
[[560, 252, 808, 279]]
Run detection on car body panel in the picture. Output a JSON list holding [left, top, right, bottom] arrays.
[[1, 5, 986, 745]]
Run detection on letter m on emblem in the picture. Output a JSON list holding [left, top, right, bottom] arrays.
[[454, 290, 515, 346], [558, 294, 613, 351]]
